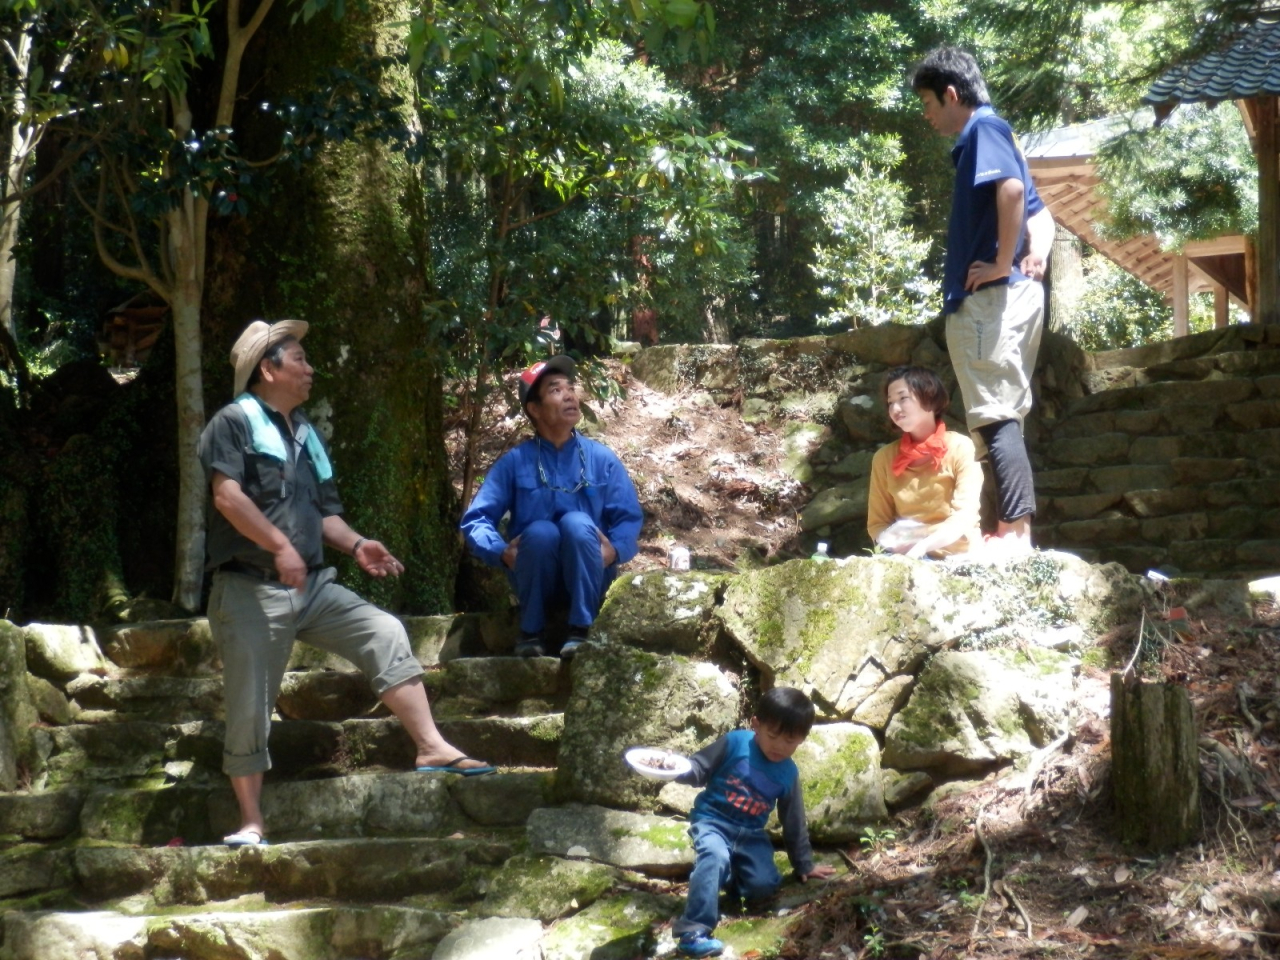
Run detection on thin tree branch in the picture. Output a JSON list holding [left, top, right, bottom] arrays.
[[507, 195, 581, 231], [70, 168, 169, 301]]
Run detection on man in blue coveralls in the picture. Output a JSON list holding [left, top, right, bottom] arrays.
[[912, 47, 1055, 554], [460, 357, 643, 660]]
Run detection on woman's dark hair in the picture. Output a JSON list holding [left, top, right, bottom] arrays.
[[884, 365, 950, 417], [245, 335, 298, 391], [910, 46, 991, 108], [754, 687, 816, 739]]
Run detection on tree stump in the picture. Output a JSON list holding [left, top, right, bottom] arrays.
[[1110, 673, 1200, 851]]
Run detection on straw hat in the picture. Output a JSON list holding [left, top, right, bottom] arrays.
[[230, 319, 309, 396]]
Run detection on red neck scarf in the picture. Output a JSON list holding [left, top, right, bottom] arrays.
[[891, 420, 948, 477]]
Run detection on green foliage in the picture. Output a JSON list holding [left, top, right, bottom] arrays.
[[1066, 253, 1231, 352], [858, 826, 898, 851], [420, 36, 753, 388], [652, 0, 934, 334], [1067, 256, 1172, 352], [811, 136, 939, 329], [1097, 103, 1256, 251], [932, 0, 1265, 129]]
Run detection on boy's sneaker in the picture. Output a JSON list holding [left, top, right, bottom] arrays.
[[676, 933, 724, 958]]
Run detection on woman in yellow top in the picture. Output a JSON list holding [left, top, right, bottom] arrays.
[[866, 366, 983, 558]]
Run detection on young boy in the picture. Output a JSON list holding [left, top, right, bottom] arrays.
[[910, 47, 1055, 554], [671, 687, 836, 958]]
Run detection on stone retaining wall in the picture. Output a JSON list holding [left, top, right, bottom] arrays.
[[630, 322, 1280, 577]]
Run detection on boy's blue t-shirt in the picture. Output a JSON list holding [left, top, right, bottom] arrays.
[[690, 729, 797, 829], [680, 728, 816, 875], [943, 105, 1046, 314]]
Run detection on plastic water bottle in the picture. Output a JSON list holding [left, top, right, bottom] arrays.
[[811, 542, 830, 562]]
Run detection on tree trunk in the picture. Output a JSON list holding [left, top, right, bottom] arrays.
[[0, 24, 32, 345], [204, 0, 457, 613], [1046, 225, 1083, 335], [1109, 672, 1200, 851], [167, 243, 206, 612]]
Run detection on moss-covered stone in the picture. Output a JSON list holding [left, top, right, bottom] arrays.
[[718, 557, 986, 716], [539, 889, 681, 960], [794, 723, 886, 843], [98, 619, 218, 676], [556, 643, 737, 809], [479, 854, 618, 920], [0, 620, 37, 790], [593, 571, 726, 655], [882, 647, 1075, 777], [526, 805, 693, 876]]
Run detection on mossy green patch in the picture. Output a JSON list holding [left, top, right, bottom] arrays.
[[802, 731, 875, 808], [891, 662, 975, 749]]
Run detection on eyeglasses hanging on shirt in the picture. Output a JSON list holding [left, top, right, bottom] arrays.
[[535, 437, 591, 493]]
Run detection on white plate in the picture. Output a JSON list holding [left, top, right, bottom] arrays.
[[624, 747, 692, 781]]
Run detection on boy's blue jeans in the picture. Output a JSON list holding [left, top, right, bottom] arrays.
[[674, 818, 782, 937]]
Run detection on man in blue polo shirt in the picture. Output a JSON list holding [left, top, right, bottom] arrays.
[[460, 357, 643, 659], [911, 47, 1055, 554]]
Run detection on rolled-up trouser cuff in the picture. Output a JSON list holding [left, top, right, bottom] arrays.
[[223, 747, 272, 778], [371, 645, 426, 695]]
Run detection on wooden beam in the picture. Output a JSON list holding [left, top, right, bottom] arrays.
[[1256, 96, 1280, 324], [1214, 282, 1230, 328], [1183, 235, 1249, 257]]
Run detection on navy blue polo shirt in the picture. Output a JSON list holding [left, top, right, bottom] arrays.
[[943, 105, 1045, 314]]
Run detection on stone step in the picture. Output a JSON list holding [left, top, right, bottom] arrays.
[[1143, 352, 1280, 384], [69, 770, 555, 846], [3, 834, 516, 906], [1065, 377, 1256, 416], [1088, 324, 1280, 373], [30, 610, 522, 683], [33, 714, 563, 791], [0, 902, 458, 960], [54, 655, 566, 725], [2, 771, 554, 849]]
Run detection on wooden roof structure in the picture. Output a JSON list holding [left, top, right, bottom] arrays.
[[1146, 14, 1280, 323], [1023, 118, 1251, 332]]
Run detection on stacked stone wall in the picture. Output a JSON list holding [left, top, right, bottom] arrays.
[[630, 322, 1280, 578]]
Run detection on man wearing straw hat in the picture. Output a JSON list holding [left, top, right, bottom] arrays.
[[199, 319, 493, 848]]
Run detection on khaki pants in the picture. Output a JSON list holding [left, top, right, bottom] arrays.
[[207, 566, 422, 777], [946, 280, 1044, 448]]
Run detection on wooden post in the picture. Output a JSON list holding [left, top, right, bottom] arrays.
[[1110, 674, 1200, 851], [1172, 254, 1189, 337], [1255, 96, 1279, 324], [1213, 282, 1230, 328]]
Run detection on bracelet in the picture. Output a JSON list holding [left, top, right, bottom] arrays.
[[352, 537, 368, 556]]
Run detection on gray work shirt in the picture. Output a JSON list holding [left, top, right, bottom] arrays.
[[197, 397, 343, 572]]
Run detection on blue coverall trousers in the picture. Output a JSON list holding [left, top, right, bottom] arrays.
[[510, 511, 615, 634]]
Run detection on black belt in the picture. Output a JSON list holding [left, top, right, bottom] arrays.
[[217, 561, 280, 581], [217, 561, 326, 581]]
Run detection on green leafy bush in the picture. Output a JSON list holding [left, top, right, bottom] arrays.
[[811, 137, 939, 328]]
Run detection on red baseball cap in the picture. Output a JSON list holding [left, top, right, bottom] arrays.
[[518, 355, 577, 407]]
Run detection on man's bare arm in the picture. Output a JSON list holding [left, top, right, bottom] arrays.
[[321, 515, 404, 578], [1021, 206, 1055, 281], [211, 472, 307, 588], [965, 177, 1025, 291]]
